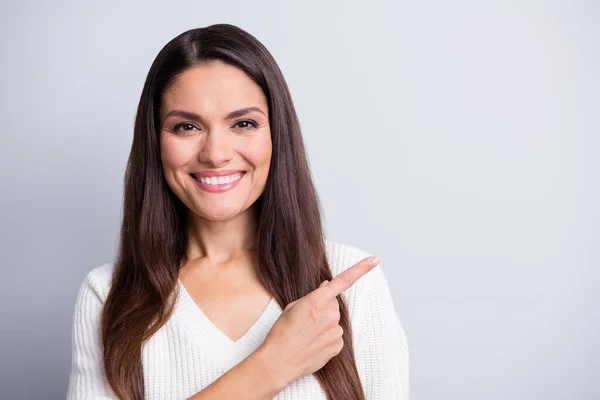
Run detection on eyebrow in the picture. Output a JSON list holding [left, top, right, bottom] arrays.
[[162, 106, 267, 124]]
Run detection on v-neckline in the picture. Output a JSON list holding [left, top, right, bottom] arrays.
[[173, 278, 281, 358]]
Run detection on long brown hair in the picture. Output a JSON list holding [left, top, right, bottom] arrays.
[[101, 23, 366, 400]]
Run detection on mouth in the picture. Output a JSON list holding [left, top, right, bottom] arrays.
[[190, 171, 246, 193]]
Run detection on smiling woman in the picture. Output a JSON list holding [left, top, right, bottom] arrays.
[[159, 61, 272, 221], [66, 23, 408, 400]]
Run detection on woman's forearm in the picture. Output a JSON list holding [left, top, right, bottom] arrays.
[[186, 345, 287, 400]]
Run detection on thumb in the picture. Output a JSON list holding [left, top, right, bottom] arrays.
[[319, 280, 329, 287], [285, 298, 300, 309]]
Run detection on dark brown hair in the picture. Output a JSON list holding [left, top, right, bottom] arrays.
[[101, 23, 366, 400]]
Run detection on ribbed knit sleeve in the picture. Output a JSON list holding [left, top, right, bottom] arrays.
[[66, 265, 118, 399], [325, 241, 409, 400], [353, 263, 410, 400]]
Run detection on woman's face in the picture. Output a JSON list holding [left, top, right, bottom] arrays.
[[159, 60, 272, 222]]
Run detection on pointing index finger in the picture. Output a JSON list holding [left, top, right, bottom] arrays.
[[317, 256, 380, 301]]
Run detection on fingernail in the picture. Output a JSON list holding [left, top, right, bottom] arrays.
[[369, 256, 380, 266]]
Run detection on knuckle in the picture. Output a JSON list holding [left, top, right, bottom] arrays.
[[333, 297, 340, 311], [336, 338, 345, 353], [327, 297, 338, 311], [328, 308, 340, 324], [340, 270, 354, 286], [309, 300, 321, 319], [334, 307, 340, 321]]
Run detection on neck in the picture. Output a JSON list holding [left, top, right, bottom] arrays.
[[185, 204, 258, 264]]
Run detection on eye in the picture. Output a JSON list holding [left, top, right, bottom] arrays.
[[173, 122, 199, 134], [233, 120, 258, 130]]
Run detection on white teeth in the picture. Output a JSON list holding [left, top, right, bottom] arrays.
[[198, 173, 243, 186]]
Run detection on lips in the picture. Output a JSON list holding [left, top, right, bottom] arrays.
[[191, 169, 246, 178], [192, 171, 244, 185], [190, 171, 246, 193]]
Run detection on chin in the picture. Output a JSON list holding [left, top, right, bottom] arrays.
[[195, 207, 242, 222]]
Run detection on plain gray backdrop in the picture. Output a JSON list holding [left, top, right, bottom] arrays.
[[1, 0, 598, 399]]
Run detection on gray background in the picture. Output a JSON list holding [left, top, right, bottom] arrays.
[[1, 0, 598, 399]]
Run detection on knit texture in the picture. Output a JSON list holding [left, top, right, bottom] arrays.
[[66, 240, 409, 399]]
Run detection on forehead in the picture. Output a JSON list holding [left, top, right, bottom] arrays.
[[160, 60, 268, 115]]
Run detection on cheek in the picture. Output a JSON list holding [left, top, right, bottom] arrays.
[[246, 135, 272, 171], [160, 136, 194, 169]]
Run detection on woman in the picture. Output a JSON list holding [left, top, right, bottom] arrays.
[[66, 23, 408, 400]]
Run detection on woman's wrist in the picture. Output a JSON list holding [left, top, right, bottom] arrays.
[[186, 344, 286, 400], [220, 345, 285, 400], [252, 343, 294, 395]]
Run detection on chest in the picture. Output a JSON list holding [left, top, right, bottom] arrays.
[[178, 257, 275, 343], [141, 313, 327, 399]]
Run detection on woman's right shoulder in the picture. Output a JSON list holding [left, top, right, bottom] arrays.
[[67, 262, 120, 399], [76, 261, 115, 304]]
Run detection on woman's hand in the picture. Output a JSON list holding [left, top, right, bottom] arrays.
[[258, 256, 380, 389]]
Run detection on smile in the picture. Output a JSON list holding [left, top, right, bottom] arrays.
[[191, 172, 246, 193]]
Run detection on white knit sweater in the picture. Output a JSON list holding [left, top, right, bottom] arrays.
[[66, 240, 409, 399]]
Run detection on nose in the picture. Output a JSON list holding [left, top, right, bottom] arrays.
[[197, 128, 234, 166]]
